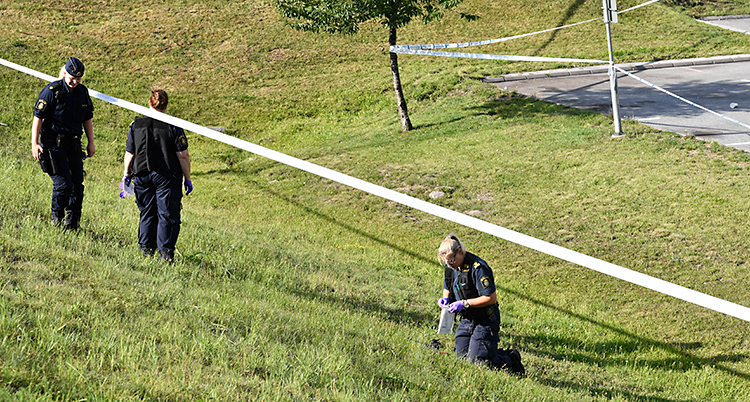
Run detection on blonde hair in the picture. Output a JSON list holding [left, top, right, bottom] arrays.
[[438, 233, 465, 258], [149, 89, 169, 111], [58, 66, 67, 79]]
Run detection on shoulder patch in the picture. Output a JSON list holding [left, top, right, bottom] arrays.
[[480, 275, 491, 289], [35, 99, 48, 112], [177, 133, 188, 147]]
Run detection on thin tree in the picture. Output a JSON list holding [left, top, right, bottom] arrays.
[[276, 0, 465, 132]]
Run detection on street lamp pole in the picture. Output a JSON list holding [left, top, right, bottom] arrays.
[[603, 0, 623, 136]]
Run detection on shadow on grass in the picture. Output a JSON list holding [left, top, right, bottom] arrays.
[[470, 92, 597, 119], [498, 285, 750, 387], [184, 174, 440, 326], [532, 0, 588, 56], [413, 91, 596, 134]]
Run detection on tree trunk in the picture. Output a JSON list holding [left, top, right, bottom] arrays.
[[389, 27, 413, 131]]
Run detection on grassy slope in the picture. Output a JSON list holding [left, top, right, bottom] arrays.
[[2, 0, 750, 401]]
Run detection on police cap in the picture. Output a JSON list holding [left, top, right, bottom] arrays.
[[65, 57, 85, 78]]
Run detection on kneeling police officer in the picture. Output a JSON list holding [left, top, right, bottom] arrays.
[[437, 234, 524, 375]]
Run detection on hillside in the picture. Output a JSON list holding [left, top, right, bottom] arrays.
[[2, 0, 750, 401]]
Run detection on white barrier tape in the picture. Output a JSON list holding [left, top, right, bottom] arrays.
[[4, 57, 750, 322], [390, 0, 660, 53], [619, 0, 662, 14], [391, 17, 601, 52], [615, 66, 750, 130], [389, 49, 607, 64], [0, 58, 57, 82]]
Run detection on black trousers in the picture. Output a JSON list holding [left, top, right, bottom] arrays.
[[455, 317, 511, 370], [42, 136, 84, 221], [133, 171, 183, 254]]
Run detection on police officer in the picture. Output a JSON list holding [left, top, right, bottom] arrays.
[[122, 89, 192, 262], [437, 234, 524, 374], [31, 57, 95, 229]]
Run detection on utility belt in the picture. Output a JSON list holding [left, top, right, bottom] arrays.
[[38, 133, 85, 175], [459, 302, 499, 323], [42, 132, 82, 149]]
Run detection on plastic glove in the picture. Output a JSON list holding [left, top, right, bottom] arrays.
[[184, 180, 193, 195], [438, 297, 450, 309], [119, 176, 134, 198], [448, 300, 466, 313]]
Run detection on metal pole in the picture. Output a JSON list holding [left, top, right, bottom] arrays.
[[603, 0, 623, 136]]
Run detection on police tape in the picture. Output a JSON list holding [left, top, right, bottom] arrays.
[[390, 17, 601, 52], [390, 0, 661, 54], [4, 56, 750, 323], [620, 0, 662, 14], [615, 66, 750, 130], [388, 49, 607, 64]]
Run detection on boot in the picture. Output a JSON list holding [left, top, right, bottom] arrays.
[[64, 211, 80, 230], [508, 349, 525, 376], [140, 245, 156, 257], [158, 248, 174, 263], [51, 210, 64, 227]]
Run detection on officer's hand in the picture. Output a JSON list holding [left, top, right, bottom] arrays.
[[32, 143, 43, 160], [438, 297, 450, 309], [448, 300, 466, 313], [184, 180, 193, 195], [87, 142, 96, 158], [119, 176, 133, 198]]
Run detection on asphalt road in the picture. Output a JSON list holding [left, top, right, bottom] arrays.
[[484, 17, 750, 151]]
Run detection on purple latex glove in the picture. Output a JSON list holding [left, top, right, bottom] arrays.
[[184, 180, 193, 195], [123, 175, 131, 187], [118, 180, 130, 198], [448, 300, 466, 313], [438, 297, 450, 309]]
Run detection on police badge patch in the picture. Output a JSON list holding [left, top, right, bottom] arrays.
[[177, 133, 188, 147], [480, 276, 491, 289], [36, 99, 47, 112]]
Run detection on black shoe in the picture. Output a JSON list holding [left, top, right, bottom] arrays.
[[64, 211, 80, 230], [141, 247, 155, 257], [158, 249, 174, 263], [51, 211, 64, 227], [508, 349, 525, 376]]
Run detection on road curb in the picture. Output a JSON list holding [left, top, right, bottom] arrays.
[[483, 54, 750, 83]]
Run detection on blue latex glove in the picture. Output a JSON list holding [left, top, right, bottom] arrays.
[[184, 180, 193, 195], [119, 176, 133, 198], [448, 300, 466, 313], [438, 297, 450, 309]]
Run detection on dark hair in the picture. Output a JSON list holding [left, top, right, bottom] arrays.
[[149, 89, 168, 111]]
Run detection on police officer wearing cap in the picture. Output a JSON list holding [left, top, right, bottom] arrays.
[[437, 234, 524, 374], [122, 89, 192, 262], [31, 57, 95, 229]]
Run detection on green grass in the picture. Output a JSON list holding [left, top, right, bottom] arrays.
[[3, 0, 750, 401], [666, 0, 750, 18]]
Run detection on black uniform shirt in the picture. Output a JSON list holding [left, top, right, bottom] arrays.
[[444, 252, 500, 322], [125, 116, 188, 176], [444, 252, 497, 300], [34, 79, 94, 136]]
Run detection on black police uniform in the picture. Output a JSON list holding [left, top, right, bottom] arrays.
[[125, 116, 188, 259], [444, 252, 513, 369], [33, 79, 94, 228]]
